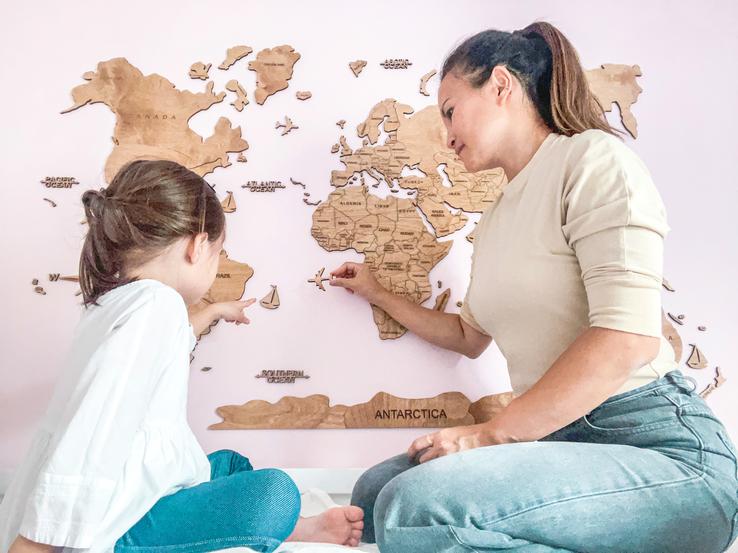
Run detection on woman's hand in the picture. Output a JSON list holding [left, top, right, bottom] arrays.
[[214, 299, 256, 325], [407, 422, 509, 464], [329, 262, 387, 304]]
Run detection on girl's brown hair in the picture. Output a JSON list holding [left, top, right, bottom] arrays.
[[441, 21, 618, 137], [79, 160, 224, 306]]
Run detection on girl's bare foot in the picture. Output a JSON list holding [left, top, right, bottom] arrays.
[[286, 505, 364, 547]]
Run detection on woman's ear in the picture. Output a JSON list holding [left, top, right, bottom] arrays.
[[185, 232, 209, 264], [488, 65, 513, 102]]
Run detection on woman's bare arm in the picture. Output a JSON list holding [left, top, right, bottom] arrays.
[[330, 262, 492, 358], [489, 326, 661, 443]]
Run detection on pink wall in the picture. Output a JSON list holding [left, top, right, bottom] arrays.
[[1, 0, 736, 473]]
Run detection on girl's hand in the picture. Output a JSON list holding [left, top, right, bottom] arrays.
[[407, 422, 507, 464], [214, 299, 256, 325], [329, 262, 387, 304]]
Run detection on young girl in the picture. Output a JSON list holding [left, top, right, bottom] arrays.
[[0, 160, 363, 552]]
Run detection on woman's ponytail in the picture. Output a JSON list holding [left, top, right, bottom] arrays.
[[442, 21, 619, 137], [521, 22, 617, 136]]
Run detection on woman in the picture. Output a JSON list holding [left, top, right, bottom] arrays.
[[329, 22, 738, 553]]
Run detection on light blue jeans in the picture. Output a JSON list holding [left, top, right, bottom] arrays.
[[352, 371, 738, 552], [115, 450, 301, 552]]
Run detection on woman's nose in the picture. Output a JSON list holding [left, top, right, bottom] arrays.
[[447, 136, 456, 149]]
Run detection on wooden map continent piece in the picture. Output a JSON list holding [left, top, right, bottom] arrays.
[[225, 80, 249, 111], [349, 60, 367, 77], [296, 91, 312, 100], [661, 309, 683, 363], [585, 64, 643, 138], [62, 58, 249, 183], [699, 367, 726, 399], [419, 69, 437, 96], [189, 62, 211, 80], [187, 250, 254, 339], [433, 288, 451, 312], [210, 390, 514, 429], [218, 45, 253, 70], [312, 186, 453, 339], [248, 45, 301, 105]]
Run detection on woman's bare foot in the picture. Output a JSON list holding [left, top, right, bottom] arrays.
[[286, 505, 364, 547]]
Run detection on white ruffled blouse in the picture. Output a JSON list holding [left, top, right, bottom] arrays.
[[0, 279, 211, 552]]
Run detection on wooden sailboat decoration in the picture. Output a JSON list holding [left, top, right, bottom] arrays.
[[260, 285, 280, 310], [308, 267, 331, 291], [221, 191, 237, 213], [686, 344, 708, 369]]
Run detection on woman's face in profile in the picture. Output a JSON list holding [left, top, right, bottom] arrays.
[[438, 69, 515, 173]]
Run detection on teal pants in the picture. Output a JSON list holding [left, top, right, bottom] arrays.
[[115, 450, 301, 552], [352, 371, 738, 552]]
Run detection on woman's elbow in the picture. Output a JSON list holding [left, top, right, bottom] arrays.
[[622, 333, 661, 366]]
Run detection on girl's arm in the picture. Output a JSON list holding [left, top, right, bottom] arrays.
[[329, 262, 492, 358], [9, 535, 56, 553], [188, 299, 256, 337]]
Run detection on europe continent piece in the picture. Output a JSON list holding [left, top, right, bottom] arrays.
[[312, 99, 506, 339]]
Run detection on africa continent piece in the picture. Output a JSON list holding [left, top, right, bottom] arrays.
[[62, 58, 249, 183], [312, 187, 452, 339], [248, 45, 301, 105], [218, 45, 253, 70], [259, 285, 280, 309], [349, 60, 367, 77], [225, 80, 249, 111], [189, 62, 211, 80], [585, 64, 642, 139], [210, 391, 513, 429]]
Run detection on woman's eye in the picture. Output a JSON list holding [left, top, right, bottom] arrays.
[[446, 108, 454, 120]]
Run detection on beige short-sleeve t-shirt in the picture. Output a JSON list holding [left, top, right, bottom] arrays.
[[461, 129, 677, 396]]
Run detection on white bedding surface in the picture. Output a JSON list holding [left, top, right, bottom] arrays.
[[222, 544, 380, 553], [215, 488, 379, 553]]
